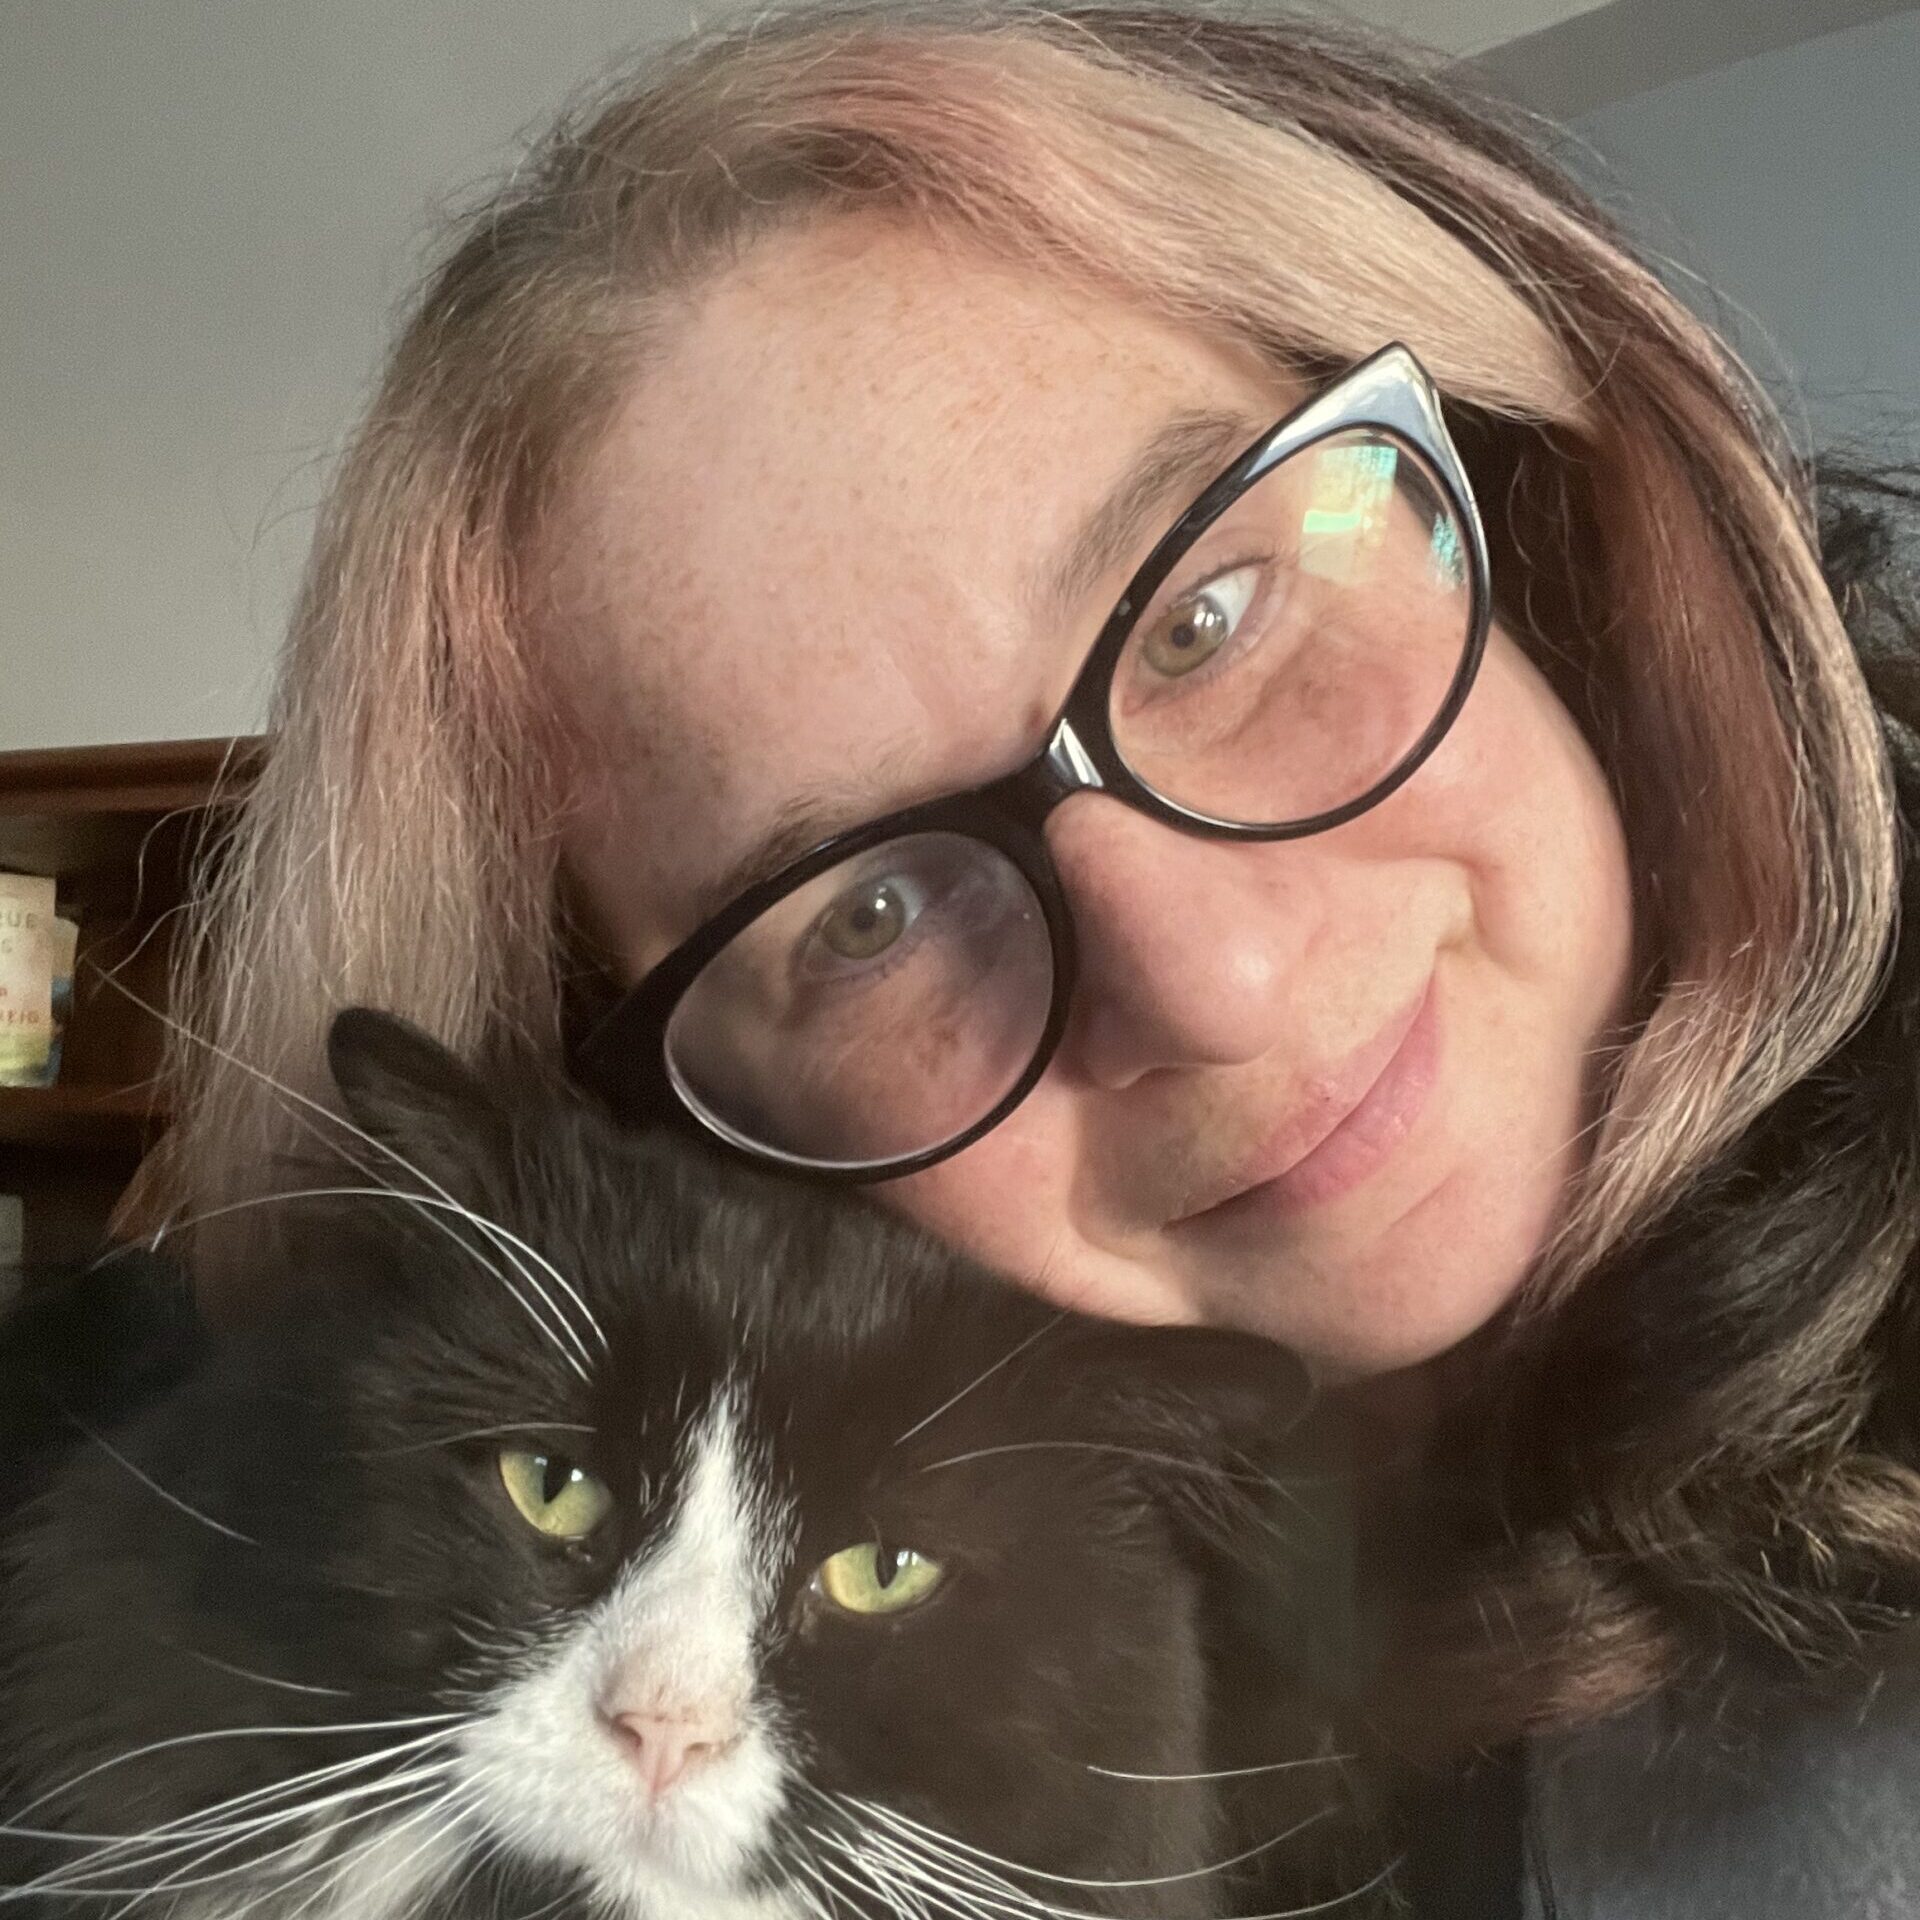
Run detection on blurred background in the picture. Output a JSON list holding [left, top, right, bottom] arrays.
[[5, 0, 1919, 753]]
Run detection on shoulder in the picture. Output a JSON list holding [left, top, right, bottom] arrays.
[[1529, 1653, 1920, 1919]]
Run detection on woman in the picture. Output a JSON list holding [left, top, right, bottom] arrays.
[[165, 3, 1920, 1910]]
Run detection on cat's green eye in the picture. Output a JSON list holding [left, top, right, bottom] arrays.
[[497, 1448, 613, 1541], [813, 1541, 945, 1616]]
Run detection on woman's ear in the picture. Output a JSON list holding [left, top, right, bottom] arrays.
[[324, 1007, 509, 1206]]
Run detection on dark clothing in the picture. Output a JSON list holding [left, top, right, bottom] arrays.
[[1522, 1666, 1920, 1917], [1401, 1667, 1920, 1917]]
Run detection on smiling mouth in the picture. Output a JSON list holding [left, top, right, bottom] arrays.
[[1176, 973, 1441, 1224]]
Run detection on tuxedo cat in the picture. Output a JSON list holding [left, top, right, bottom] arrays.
[[0, 1010, 1390, 1919]]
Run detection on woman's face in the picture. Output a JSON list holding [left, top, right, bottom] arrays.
[[547, 216, 1634, 1378]]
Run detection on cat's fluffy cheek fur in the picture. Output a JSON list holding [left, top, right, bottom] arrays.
[[458, 1394, 800, 1917]]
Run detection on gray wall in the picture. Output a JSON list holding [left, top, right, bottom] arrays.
[[1573, 7, 1920, 451], [4, 1, 700, 754]]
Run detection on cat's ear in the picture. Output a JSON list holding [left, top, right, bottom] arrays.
[[325, 1007, 509, 1204], [1066, 1323, 1315, 1445], [1055, 1325, 1321, 1553]]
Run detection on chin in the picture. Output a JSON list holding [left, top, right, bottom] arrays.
[[1232, 1185, 1549, 1380]]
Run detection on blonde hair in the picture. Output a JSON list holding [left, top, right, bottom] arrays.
[[167, 2, 1906, 1723]]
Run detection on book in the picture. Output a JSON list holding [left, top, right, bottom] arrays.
[[0, 872, 58, 1086]]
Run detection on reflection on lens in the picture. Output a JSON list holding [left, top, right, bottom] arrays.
[[664, 832, 1053, 1168], [1109, 430, 1473, 826]]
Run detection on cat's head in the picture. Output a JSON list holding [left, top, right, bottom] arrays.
[[13, 1011, 1333, 1919]]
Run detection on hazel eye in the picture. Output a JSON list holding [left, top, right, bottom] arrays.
[[498, 1448, 613, 1541], [809, 872, 928, 968], [813, 1541, 945, 1616], [1138, 567, 1258, 679]]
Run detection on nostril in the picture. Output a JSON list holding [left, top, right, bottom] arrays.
[[606, 1707, 740, 1800]]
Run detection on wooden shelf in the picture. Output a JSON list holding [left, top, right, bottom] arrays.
[[0, 1084, 163, 1150], [0, 737, 264, 820], [1, 734, 263, 1264]]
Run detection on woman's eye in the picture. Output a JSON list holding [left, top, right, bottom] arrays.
[[1139, 566, 1259, 679], [816, 880, 909, 961], [806, 870, 935, 975], [812, 1541, 945, 1616], [498, 1448, 613, 1541]]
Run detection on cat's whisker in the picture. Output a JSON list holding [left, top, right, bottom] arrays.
[[68, 1767, 462, 1915], [437, 1603, 575, 1683], [0, 1747, 457, 1900], [247, 1071, 611, 1382], [248, 1064, 609, 1371], [352, 1420, 596, 1459], [796, 1786, 1042, 1920], [891, 1312, 1068, 1448], [842, 1812, 1407, 1920], [164, 1642, 355, 1700], [788, 1850, 859, 1920], [858, 1791, 1339, 1893], [270, 1779, 476, 1920], [87, 969, 607, 1353], [348, 1177, 602, 1378], [89, 966, 507, 1258], [5, 1712, 465, 1828], [436, 1205, 608, 1363], [1084, 1750, 1355, 1783], [121, 1184, 592, 1382], [810, 1841, 946, 1920], [1, 1759, 459, 1907], [819, 1826, 1032, 1920], [87, 1775, 466, 1920], [57, 1407, 260, 1546], [79, 968, 607, 1372], [410, 1821, 510, 1920], [1225, 1853, 1407, 1920], [253, 1086, 602, 1378], [43, 1725, 463, 1869], [916, 1434, 1317, 1556], [858, 1821, 1406, 1920], [836, 1823, 1181, 1920], [910, 1435, 1288, 1494], [906, 1437, 1322, 1550]]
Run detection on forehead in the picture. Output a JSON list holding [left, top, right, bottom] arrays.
[[543, 215, 1292, 959]]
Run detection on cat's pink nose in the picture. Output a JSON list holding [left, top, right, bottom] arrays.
[[607, 1705, 740, 1799]]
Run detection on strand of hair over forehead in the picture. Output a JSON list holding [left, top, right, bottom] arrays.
[[165, 0, 1895, 1326]]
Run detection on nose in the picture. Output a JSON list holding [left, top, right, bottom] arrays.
[[1045, 792, 1320, 1090], [605, 1702, 743, 1800]]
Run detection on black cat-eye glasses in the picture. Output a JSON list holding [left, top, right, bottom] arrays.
[[576, 343, 1491, 1181]]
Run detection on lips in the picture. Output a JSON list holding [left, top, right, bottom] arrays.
[[1173, 975, 1438, 1223]]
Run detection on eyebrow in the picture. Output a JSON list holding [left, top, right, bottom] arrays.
[[1030, 405, 1274, 625], [679, 404, 1274, 939], [681, 740, 928, 937]]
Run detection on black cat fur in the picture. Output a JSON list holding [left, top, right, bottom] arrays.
[[0, 1009, 1397, 1919]]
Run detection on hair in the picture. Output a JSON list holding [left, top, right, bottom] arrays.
[[163, 1, 1918, 1734]]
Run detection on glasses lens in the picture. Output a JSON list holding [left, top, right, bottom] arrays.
[[664, 831, 1054, 1169], [1107, 430, 1474, 827]]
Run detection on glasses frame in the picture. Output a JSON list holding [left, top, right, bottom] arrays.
[[575, 342, 1492, 1180]]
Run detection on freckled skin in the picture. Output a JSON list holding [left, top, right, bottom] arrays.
[[548, 213, 1635, 1379]]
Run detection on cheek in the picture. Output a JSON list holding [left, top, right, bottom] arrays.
[[882, 1110, 1200, 1326], [886, 1105, 1075, 1280], [1410, 627, 1633, 1011]]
